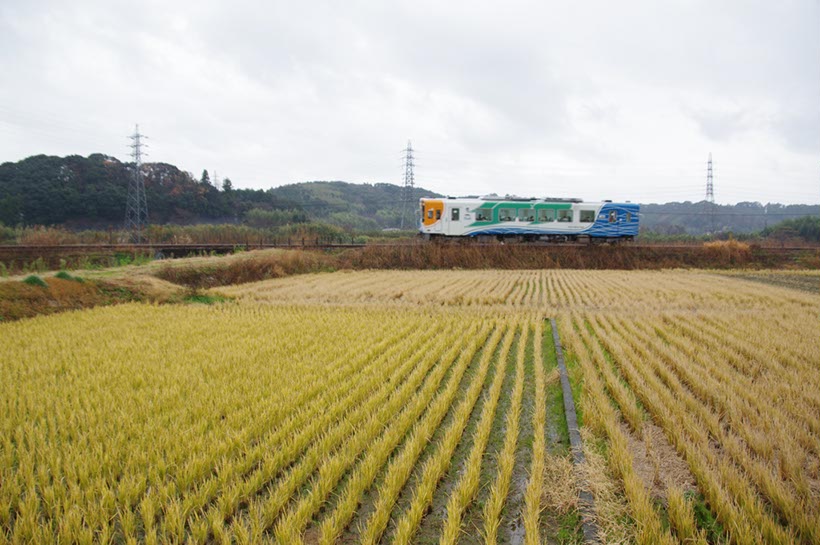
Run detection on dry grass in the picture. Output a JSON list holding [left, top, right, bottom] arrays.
[[0, 276, 146, 321], [154, 249, 337, 288], [701, 240, 752, 266], [580, 431, 635, 545], [542, 453, 579, 515]]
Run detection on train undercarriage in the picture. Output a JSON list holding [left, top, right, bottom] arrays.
[[423, 233, 635, 245]]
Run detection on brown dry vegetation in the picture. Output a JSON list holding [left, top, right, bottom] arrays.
[[0, 276, 147, 322], [344, 243, 746, 269], [154, 249, 337, 289], [348, 242, 820, 270], [4, 240, 817, 281]]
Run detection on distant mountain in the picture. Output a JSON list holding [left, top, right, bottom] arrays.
[[640, 201, 820, 235], [0, 154, 816, 234]]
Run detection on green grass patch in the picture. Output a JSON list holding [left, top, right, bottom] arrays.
[[113, 252, 153, 267], [544, 321, 571, 453], [22, 275, 48, 287], [556, 510, 583, 544], [55, 271, 84, 282], [183, 293, 228, 305], [688, 491, 727, 543]]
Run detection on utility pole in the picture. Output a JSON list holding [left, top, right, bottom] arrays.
[[125, 124, 149, 243], [706, 152, 715, 234], [400, 140, 415, 229]]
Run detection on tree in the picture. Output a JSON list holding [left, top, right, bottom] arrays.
[[222, 178, 233, 192], [201, 169, 210, 186], [763, 216, 820, 243]]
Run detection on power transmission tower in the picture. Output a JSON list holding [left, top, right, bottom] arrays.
[[706, 152, 715, 234], [125, 124, 149, 243], [400, 140, 415, 229]]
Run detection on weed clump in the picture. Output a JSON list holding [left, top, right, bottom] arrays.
[[22, 275, 47, 287], [183, 294, 227, 305], [55, 271, 84, 283]]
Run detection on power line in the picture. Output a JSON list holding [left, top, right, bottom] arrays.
[[124, 124, 149, 243], [640, 211, 816, 217]]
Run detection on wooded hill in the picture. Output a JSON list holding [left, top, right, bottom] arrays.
[[0, 154, 295, 227], [0, 153, 817, 235], [0, 154, 438, 230]]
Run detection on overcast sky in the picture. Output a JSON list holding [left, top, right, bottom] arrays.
[[1, 0, 818, 204]]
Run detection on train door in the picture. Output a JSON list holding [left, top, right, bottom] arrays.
[[447, 206, 461, 235]]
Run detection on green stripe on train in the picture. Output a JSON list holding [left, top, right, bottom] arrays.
[[468, 202, 573, 227]]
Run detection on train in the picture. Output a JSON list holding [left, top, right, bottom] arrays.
[[418, 196, 639, 243]]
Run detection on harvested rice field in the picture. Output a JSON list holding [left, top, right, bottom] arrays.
[[1, 269, 818, 543]]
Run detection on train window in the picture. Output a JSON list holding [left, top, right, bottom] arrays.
[[498, 208, 514, 222], [435, 209, 441, 220], [538, 209, 555, 222], [451, 208, 460, 221], [475, 209, 491, 221], [580, 210, 595, 223], [427, 210, 433, 219], [557, 209, 573, 222], [518, 208, 534, 222], [626, 212, 632, 222], [608, 210, 617, 223]]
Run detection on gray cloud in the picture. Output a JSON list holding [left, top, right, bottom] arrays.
[[686, 108, 757, 142], [771, 110, 820, 153]]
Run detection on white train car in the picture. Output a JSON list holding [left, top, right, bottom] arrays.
[[419, 196, 639, 242]]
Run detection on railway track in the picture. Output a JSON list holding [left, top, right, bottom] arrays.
[[0, 242, 817, 256], [0, 242, 365, 260]]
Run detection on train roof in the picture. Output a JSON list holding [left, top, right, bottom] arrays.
[[479, 194, 583, 202]]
